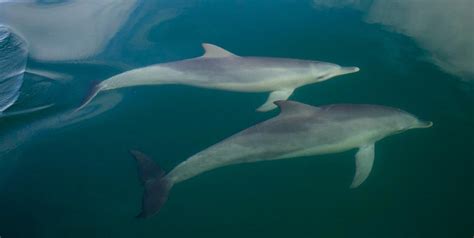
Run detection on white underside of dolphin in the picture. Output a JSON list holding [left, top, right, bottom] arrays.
[[77, 43, 359, 111], [130, 100, 432, 218]]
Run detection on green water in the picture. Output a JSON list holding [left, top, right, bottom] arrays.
[[0, 1, 473, 237]]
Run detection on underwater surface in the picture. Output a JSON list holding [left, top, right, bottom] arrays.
[[0, 0, 473, 237]]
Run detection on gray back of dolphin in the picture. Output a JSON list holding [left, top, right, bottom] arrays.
[[234, 102, 427, 149], [164, 57, 335, 85], [130, 101, 432, 218]]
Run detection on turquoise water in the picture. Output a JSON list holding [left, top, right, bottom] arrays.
[[0, 1, 473, 237]]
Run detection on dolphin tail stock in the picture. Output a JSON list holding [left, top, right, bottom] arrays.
[[75, 80, 104, 112], [130, 150, 173, 219]]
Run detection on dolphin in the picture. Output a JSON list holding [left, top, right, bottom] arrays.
[[78, 43, 359, 111], [130, 100, 432, 218]]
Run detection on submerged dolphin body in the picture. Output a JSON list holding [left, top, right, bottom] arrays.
[[79, 44, 359, 111], [131, 101, 432, 218]]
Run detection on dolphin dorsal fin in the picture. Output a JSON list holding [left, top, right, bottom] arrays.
[[201, 43, 237, 58], [274, 100, 320, 115]]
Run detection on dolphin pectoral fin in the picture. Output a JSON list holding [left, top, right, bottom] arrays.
[[257, 88, 295, 112], [350, 143, 375, 188]]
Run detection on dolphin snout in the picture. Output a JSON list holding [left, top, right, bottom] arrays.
[[416, 120, 433, 128], [339, 66, 360, 75]]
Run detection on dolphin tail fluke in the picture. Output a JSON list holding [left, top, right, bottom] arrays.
[[130, 150, 172, 219], [75, 80, 103, 112]]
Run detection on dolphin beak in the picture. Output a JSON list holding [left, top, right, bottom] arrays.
[[417, 120, 433, 128], [339, 66, 360, 75]]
